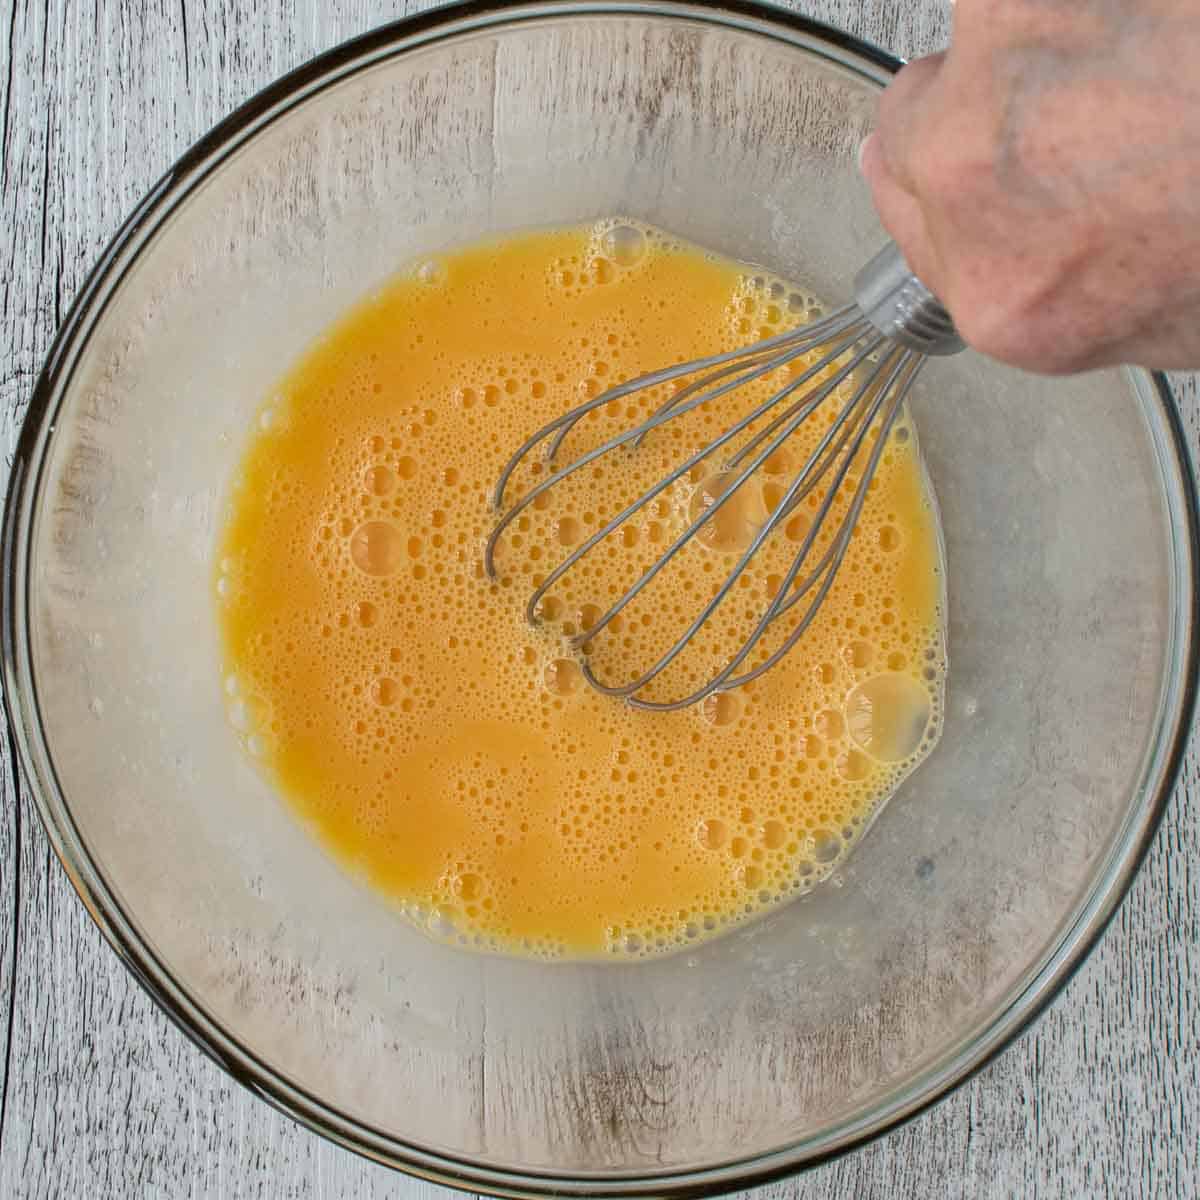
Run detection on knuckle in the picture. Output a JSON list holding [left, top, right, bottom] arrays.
[[951, 290, 1074, 373], [947, 281, 1035, 365], [918, 129, 993, 202]]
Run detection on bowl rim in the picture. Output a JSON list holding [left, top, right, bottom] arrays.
[[3, 1, 1197, 1194]]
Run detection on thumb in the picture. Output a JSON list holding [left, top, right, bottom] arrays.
[[873, 51, 947, 195], [858, 131, 942, 295]]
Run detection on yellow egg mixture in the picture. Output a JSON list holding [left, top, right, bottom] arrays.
[[217, 221, 946, 959]]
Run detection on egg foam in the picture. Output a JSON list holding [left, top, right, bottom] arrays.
[[216, 220, 947, 960]]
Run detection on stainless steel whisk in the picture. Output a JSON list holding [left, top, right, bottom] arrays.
[[485, 243, 963, 711]]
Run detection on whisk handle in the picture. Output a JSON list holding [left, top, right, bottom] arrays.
[[853, 242, 964, 356]]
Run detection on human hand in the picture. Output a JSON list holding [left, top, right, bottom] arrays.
[[860, 0, 1200, 373]]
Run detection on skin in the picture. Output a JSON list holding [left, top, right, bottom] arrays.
[[859, 0, 1200, 373]]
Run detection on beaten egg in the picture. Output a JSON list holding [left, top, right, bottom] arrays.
[[216, 220, 947, 959]]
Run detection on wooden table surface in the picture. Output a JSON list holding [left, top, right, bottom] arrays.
[[1, 2, 1196, 1196]]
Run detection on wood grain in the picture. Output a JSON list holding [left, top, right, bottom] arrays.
[[0, 1, 1195, 1197]]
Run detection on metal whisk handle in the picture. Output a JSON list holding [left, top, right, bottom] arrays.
[[853, 242, 963, 357]]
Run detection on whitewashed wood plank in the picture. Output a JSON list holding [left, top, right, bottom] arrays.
[[0, 1, 1195, 1198]]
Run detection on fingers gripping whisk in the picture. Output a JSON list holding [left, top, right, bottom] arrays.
[[485, 243, 960, 710]]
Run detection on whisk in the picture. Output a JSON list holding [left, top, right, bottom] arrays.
[[485, 242, 963, 711]]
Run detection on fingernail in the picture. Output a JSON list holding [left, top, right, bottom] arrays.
[[857, 132, 875, 174]]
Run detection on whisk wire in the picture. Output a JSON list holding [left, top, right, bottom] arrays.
[[616, 349, 917, 711], [760, 348, 893, 532], [489, 333, 822, 561], [718, 353, 925, 696], [485, 320, 871, 611], [489, 241, 960, 708], [551, 329, 882, 641], [574, 335, 888, 698], [580, 344, 904, 708], [769, 353, 919, 623], [492, 304, 860, 506], [514, 335, 863, 623], [628, 305, 863, 450]]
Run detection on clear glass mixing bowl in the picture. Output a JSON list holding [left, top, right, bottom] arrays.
[[3, 1, 1197, 1193]]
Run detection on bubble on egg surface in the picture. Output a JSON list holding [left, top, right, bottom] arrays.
[[349, 521, 404, 576], [365, 465, 395, 496], [605, 223, 647, 267], [688, 469, 767, 554], [701, 692, 743, 727], [544, 658, 582, 695], [845, 674, 933, 763]]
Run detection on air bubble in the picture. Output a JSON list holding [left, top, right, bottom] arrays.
[[845, 674, 932, 762], [578, 603, 602, 632], [741, 865, 764, 889], [417, 259, 443, 284], [454, 873, 482, 901], [843, 640, 874, 670], [605, 224, 646, 267], [701, 691, 743, 727], [785, 513, 810, 543], [350, 521, 404, 576], [760, 820, 786, 849], [544, 658, 581, 695], [878, 525, 901, 552], [689, 470, 767, 554], [812, 829, 841, 862], [536, 595, 563, 621], [814, 709, 844, 740], [761, 481, 787, 514], [835, 749, 871, 782], [365, 465, 395, 496], [556, 515, 581, 546]]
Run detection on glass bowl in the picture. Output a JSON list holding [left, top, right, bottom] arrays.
[[3, 1, 1196, 1193]]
